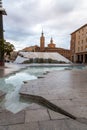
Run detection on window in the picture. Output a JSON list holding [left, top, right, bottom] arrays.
[[78, 41, 80, 44], [86, 38, 87, 42], [85, 45, 87, 51], [82, 40, 83, 44], [78, 47, 80, 52], [81, 46, 83, 51], [82, 28, 84, 31], [82, 28, 84, 36]]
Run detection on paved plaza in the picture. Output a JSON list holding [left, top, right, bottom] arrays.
[[0, 64, 87, 129]]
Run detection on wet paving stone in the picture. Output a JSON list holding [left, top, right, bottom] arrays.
[[8, 123, 39, 130], [0, 110, 25, 125], [39, 119, 69, 130], [25, 109, 50, 122], [65, 119, 87, 130], [48, 109, 68, 120], [0, 126, 8, 130]]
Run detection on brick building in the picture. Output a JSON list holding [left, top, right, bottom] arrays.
[[70, 24, 87, 63]]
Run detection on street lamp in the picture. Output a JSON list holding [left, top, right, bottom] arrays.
[[0, 0, 7, 66]]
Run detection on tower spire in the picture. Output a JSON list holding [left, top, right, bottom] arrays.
[[0, 0, 7, 66], [50, 37, 53, 43], [41, 29, 44, 36]]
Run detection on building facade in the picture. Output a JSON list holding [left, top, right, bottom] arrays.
[[23, 45, 40, 52], [70, 24, 87, 63]]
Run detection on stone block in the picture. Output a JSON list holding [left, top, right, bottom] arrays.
[[8, 123, 39, 130], [48, 109, 68, 120], [25, 109, 50, 122], [0, 126, 7, 130], [39, 119, 69, 130], [65, 119, 87, 130], [0, 110, 25, 125]]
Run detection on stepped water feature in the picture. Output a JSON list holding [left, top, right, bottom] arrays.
[[14, 52, 71, 64]]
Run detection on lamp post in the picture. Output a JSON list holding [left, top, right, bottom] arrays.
[[0, 0, 7, 66]]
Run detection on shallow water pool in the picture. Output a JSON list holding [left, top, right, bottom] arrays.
[[0, 64, 86, 113], [0, 70, 37, 113]]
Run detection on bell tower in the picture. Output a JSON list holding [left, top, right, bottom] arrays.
[[48, 37, 56, 48], [50, 37, 53, 44], [40, 30, 45, 52], [0, 0, 7, 66]]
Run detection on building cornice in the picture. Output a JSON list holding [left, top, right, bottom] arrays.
[[71, 24, 87, 35]]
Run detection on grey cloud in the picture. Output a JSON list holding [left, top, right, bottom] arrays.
[[53, 0, 78, 13], [3, 0, 87, 50], [4, 27, 37, 41]]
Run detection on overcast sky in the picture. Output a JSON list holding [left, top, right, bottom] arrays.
[[3, 0, 87, 50]]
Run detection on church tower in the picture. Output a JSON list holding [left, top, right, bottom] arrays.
[[40, 30, 45, 52], [48, 37, 56, 48], [50, 37, 53, 44]]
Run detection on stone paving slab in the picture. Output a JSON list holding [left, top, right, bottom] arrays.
[[62, 106, 87, 118], [48, 99, 87, 118], [39, 119, 69, 130], [25, 109, 50, 123], [48, 101, 87, 119], [65, 119, 87, 130], [48, 109, 68, 120], [0, 110, 25, 125], [1, 119, 87, 130], [25, 103, 44, 110], [0, 126, 7, 130], [39, 119, 87, 130], [8, 123, 39, 130], [48, 105, 87, 119], [72, 98, 87, 106]]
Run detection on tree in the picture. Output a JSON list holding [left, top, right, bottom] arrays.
[[4, 41, 15, 56]]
